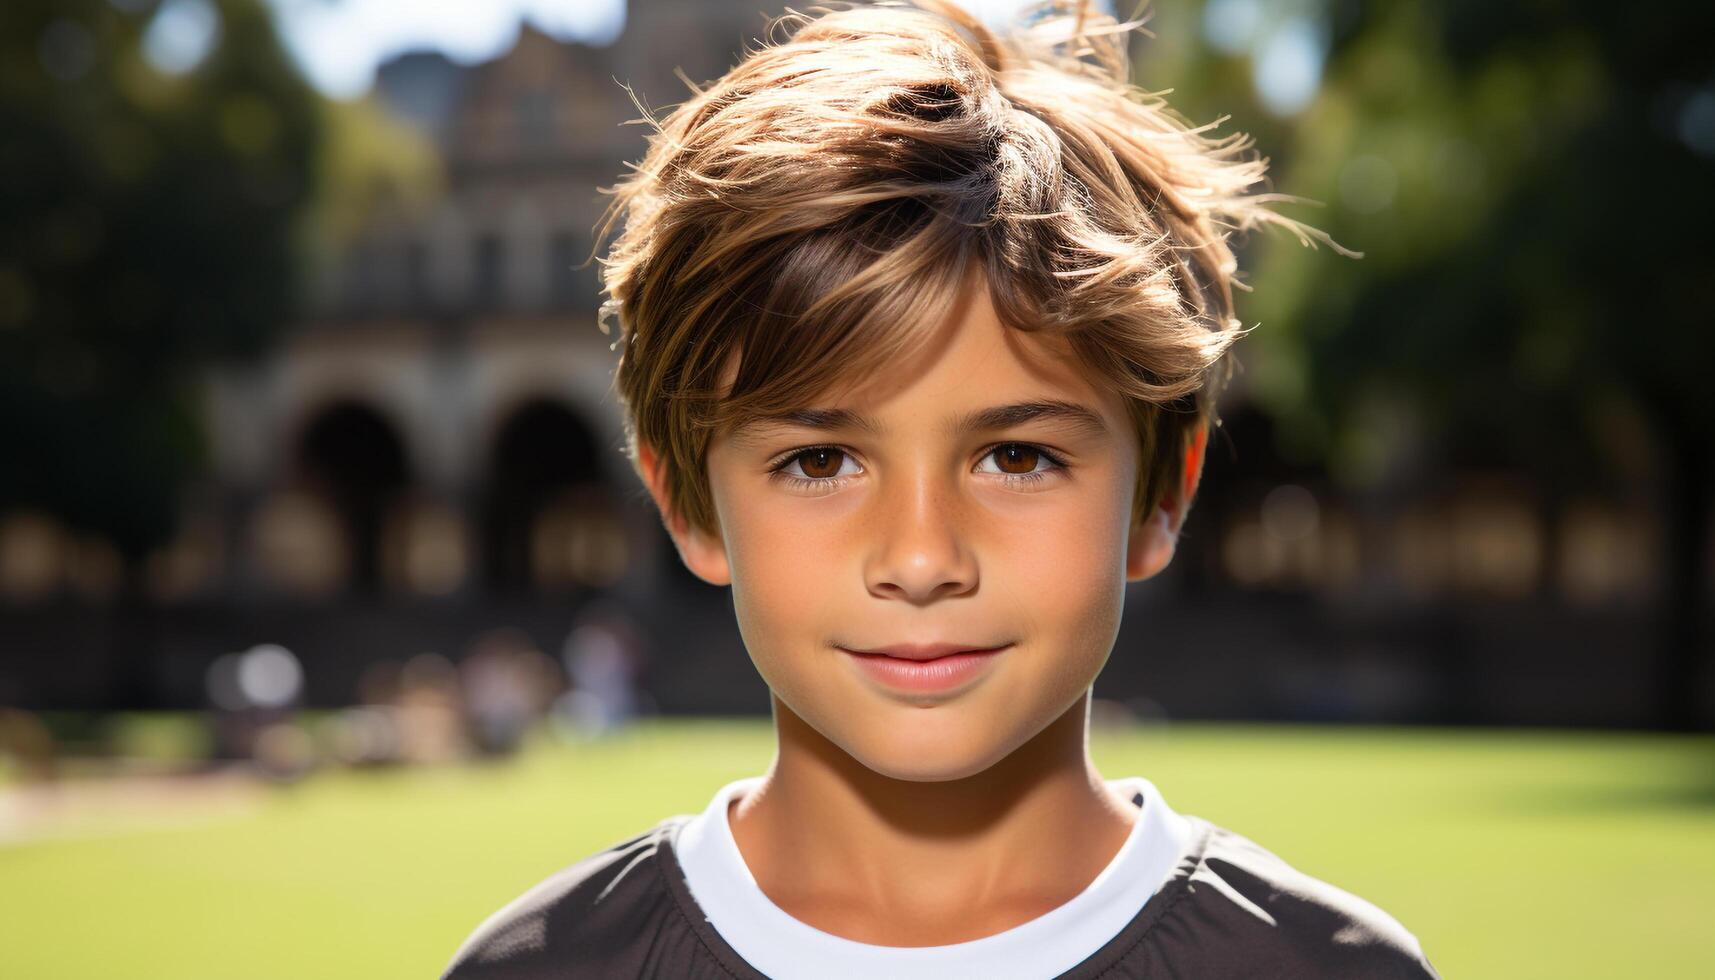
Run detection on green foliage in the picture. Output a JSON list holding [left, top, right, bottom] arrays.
[[1131, 0, 1713, 726], [0, 0, 321, 558], [307, 94, 441, 247], [1194, 0, 1714, 490]]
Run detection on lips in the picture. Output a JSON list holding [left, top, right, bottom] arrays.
[[839, 642, 1012, 696], [843, 641, 1010, 662]]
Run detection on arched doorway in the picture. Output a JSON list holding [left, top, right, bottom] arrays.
[[483, 399, 620, 593], [295, 402, 410, 595]]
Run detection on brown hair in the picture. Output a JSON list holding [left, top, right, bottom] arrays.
[[596, 0, 1338, 537]]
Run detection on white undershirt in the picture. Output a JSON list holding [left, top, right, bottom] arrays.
[[671, 774, 1195, 980]]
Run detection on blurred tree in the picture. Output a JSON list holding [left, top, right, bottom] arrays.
[[309, 92, 441, 247], [1, 0, 321, 707], [0, 0, 321, 564], [1195, 0, 1715, 729]]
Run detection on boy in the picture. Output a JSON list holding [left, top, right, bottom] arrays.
[[444, 1, 1438, 976]]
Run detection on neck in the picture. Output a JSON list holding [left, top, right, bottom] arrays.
[[727, 689, 1140, 945]]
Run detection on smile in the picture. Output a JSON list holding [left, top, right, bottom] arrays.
[[838, 644, 1011, 696]]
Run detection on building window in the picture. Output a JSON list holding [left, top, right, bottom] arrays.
[[516, 90, 554, 150], [473, 234, 504, 310], [404, 240, 429, 311], [344, 241, 378, 315], [559, 231, 600, 308]]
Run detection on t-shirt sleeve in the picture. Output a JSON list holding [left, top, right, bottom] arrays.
[[440, 820, 711, 980], [1186, 821, 1442, 979]]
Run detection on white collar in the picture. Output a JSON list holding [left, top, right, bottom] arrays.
[[671, 774, 1194, 980]]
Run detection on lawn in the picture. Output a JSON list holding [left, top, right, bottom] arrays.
[[2, 719, 1712, 979]]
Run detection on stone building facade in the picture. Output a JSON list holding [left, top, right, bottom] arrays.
[[204, 3, 772, 605]]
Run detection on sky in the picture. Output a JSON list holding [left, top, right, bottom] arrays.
[[139, 0, 1323, 117], [255, 0, 1071, 99], [260, 0, 627, 98]]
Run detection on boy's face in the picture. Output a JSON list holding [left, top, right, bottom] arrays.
[[642, 274, 1192, 782]]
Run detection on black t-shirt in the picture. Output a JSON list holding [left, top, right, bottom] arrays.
[[441, 787, 1440, 979]]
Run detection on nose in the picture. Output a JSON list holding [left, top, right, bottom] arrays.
[[863, 468, 979, 604]]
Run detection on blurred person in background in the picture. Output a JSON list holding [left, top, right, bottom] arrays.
[[460, 627, 565, 756], [0, 708, 59, 785], [553, 599, 647, 737], [395, 652, 470, 765], [203, 644, 311, 779]]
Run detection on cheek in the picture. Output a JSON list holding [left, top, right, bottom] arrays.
[[719, 491, 856, 650], [993, 486, 1130, 664]]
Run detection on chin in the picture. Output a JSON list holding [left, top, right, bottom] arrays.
[[841, 718, 1019, 783], [860, 751, 998, 783]]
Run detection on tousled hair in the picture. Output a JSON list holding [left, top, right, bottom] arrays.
[[596, 0, 1338, 537]]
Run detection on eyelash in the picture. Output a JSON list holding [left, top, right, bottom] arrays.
[[766, 443, 1069, 493]]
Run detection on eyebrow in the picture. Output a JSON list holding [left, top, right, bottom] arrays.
[[731, 399, 1111, 443]]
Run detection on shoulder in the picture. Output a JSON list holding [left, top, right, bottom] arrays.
[[1158, 817, 1441, 979], [439, 817, 696, 980]]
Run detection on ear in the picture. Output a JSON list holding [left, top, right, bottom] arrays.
[[1126, 425, 1208, 582], [635, 440, 732, 587]]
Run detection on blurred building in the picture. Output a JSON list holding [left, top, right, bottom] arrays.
[[203, 4, 769, 606], [0, 1, 1704, 726], [0, 2, 774, 714]]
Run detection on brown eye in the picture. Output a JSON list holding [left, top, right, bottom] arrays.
[[796, 448, 847, 479], [992, 444, 1040, 474]]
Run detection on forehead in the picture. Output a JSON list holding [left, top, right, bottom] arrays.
[[722, 279, 1124, 443]]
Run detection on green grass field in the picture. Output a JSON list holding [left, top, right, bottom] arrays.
[[3, 719, 1713, 979]]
